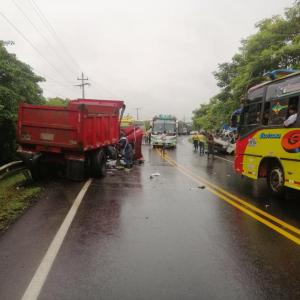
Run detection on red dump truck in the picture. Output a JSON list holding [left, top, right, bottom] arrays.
[[17, 99, 143, 181]]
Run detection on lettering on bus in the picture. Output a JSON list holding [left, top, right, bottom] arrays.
[[281, 130, 300, 153], [259, 133, 281, 139]]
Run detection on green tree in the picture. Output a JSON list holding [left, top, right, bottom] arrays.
[[46, 97, 69, 106], [0, 42, 44, 164]]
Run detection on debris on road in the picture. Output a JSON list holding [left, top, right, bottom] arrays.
[[116, 165, 125, 170], [198, 185, 206, 189], [150, 172, 161, 179], [107, 160, 117, 169]]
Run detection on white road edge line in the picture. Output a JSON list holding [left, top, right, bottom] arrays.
[[214, 155, 234, 164], [21, 178, 93, 300]]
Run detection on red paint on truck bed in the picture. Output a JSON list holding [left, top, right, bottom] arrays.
[[17, 99, 125, 153]]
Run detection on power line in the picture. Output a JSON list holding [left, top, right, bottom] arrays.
[[89, 78, 120, 99], [8, 0, 122, 101], [75, 73, 90, 98], [29, 0, 82, 73], [0, 10, 74, 85], [11, 0, 79, 77], [27, 0, 122, 99], [28, 0, 125, 102]]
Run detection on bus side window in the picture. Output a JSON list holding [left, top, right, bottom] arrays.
[[240, 103, 262, 135], [262, 102, 270, 126], [285, 96, 299, 126], [288, 96, 299, 108], [268, 98, 289, 126], [245, 103, 262, 125]]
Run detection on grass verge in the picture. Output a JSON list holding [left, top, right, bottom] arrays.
[[0, 172, 41, 232]]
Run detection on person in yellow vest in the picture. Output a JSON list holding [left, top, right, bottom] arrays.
[[192, 132, 199, 151], [198, 131, 206, 155]]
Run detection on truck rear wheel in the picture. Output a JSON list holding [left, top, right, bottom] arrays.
[[267, 164, 285, 196], [29, 155, 47, 181], [91, 150, 106, 178]]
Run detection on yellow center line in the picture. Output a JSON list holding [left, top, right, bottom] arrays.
[[165, 152, 300, 236], [156, 150, 300, 246]]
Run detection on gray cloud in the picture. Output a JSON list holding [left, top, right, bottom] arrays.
[[1, 0, 294, 120]]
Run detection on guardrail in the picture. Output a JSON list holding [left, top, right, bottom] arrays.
[[0, 161, 26, 180]]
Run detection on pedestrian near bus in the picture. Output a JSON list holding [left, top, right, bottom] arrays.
[[192, 132, 199, 151], [198, 131, 206, 155], [207, 132, 215, 159], [161, 130, 167, 155]]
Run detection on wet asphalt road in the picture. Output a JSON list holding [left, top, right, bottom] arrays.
[[1, 136, 300, 299]]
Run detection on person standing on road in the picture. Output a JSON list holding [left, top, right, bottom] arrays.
[[147, 127, 152, 144], [207, 132, 215, 159], [161, 130, 167, 155], [198, 131, 206, 155], [192, 132, 199, 151]]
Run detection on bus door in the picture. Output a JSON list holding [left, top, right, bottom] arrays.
[[238, 102, 263, 178]]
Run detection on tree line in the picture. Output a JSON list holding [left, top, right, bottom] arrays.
[[192, 1, 300, 130]]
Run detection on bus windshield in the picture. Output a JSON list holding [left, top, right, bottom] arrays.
[[153, 120, 176, 134]]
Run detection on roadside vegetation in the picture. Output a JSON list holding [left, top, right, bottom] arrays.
[[193, 1, 300, 130], [0, 41, 44, 164], [0, 173, 41, 232], [0, 42, 70, 165]]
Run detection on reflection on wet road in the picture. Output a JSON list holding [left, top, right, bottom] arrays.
[[1, 136, 300, 299]]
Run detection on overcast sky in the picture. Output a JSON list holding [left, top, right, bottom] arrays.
[[1, 0, 295, 120]]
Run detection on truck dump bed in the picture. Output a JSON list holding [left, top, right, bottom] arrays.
[[17, 99, 124, 154]]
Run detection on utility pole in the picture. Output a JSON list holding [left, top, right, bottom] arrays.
[[75, 72, 90, 98], [134, 107, 142, 120]]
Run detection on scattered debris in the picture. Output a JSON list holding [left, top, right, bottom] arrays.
[[227, 174, 231, 177], [150, 172, 160, 179], [106, 160, 117, 169], [152, 172, 161, 176], [106, 171, 115, 176], [198, 185, 206, 189], [265, 204, 270, 208]]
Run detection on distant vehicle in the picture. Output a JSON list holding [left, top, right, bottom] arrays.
[[235, 70, 300, 194], [177, 121, 192, 135], [17, 99, 143, 181], [151, 114, 177, 148], [190, 131, 198, 135]]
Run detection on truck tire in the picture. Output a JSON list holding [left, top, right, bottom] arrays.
[[29, 155, 47, 181], [30, 166, 40, 181], [91, 150, 106, 178], [267, 164, 285, 196]]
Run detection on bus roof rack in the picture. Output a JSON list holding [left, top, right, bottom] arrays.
[[263, 69, 297, 80]]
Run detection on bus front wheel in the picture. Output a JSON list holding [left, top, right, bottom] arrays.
[[267, 165, 285, 195]]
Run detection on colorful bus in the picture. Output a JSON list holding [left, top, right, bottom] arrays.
[[151, 114, 177, 148], [235, 71, 300, 194]]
